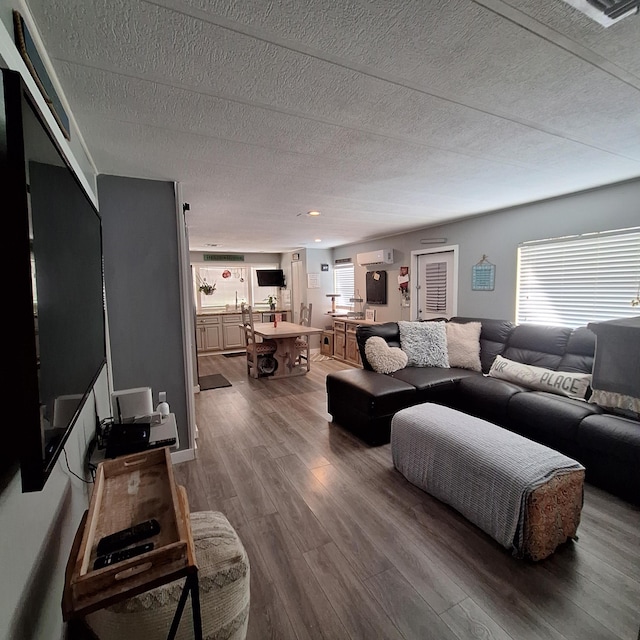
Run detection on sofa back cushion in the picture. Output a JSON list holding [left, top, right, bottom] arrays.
[[450, 317, 514, 373], [502, 324, 571, 370], [558, 327, 595, 374]]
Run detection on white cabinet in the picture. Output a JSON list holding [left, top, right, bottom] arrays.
[[222, 314, 244, 349], [195, 315, 222, 352]]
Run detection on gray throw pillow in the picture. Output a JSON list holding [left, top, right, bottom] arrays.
[[398, 321, 450, 368]]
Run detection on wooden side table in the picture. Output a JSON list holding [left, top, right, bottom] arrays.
[[63, 448, 202, 640]]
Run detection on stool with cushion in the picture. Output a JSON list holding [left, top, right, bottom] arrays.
[[86, 511, 250, 640]]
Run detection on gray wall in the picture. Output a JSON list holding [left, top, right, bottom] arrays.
[[99, 175, 189, 447], [334, 179, 640, 323]]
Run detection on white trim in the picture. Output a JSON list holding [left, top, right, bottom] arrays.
[[410, 245, 459, 321], [171, 447, 196, 464], [175, 184, 198, 454]]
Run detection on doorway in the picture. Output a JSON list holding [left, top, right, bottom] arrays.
[[411, 246, 458, 321], [291, 259, 304, 323]]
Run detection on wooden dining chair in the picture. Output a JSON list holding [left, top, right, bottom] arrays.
[[295, 303, 313, 371], [241, 303, 277, 378]]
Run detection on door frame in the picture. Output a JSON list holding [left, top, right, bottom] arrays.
[[410, 245, 459, 321]]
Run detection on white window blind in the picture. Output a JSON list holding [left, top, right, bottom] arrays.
[[334, 264, 354, 308], [425, 261, 448, 313], [517, 228, 640, 328]]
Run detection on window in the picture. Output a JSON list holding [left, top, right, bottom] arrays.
[[334, 264, 355, 309], [517, 228, 640, 328], [193, 263, 278, 311]]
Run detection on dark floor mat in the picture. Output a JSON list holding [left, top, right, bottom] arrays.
[[199, 374, 232, 390]]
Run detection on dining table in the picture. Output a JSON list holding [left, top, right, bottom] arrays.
[[252, 321, 324, 378]]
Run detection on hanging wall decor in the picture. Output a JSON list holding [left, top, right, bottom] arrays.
[[472, 255, 496, 291]]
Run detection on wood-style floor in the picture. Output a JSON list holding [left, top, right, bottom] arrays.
[[175, 353, 640, 640]]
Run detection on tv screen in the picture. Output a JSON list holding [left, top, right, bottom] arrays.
[[257, 269, 285, 287], [3, 69, 106, 491]]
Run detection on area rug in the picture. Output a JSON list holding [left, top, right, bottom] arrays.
[[223, 351, 246, 358], [199, 374, 232, 390]]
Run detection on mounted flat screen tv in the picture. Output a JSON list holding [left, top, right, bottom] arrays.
[[256, 269, 285, 287], [2, 69, 106, 492]]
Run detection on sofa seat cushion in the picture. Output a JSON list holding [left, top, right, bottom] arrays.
[[578, 414, 640, 463], [507, 392, 602, 454], [326, 369, 417, 417], [392, 366, 478, 391], [454, 375, 526, 424]]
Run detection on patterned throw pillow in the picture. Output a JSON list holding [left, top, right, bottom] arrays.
[[398, 321, 449, 368], [488, 355, 592, 399], [365, 336, 408, 374], [446, 321, 482, 371]]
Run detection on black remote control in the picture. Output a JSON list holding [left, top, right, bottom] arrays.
[[96, 519, 160, 556], [93, 542, 154, 570]]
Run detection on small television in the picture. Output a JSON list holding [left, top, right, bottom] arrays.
[[257, 269, 285, 287], [2, 69, 107, 492]]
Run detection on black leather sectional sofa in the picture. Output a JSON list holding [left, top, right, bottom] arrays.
[[326, 317, 640, 505]]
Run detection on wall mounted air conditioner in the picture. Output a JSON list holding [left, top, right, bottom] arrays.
[[356, 248, 394, 266]]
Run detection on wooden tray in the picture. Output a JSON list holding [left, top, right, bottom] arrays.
[[63, 447, 196, 619]]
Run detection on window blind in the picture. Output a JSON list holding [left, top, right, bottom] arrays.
[[334, 265, 355, 308], [517, 228, 640, 328], [425, 262, 448, 313]]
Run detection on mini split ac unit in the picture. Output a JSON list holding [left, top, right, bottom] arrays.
[[356, 248, 394, 266]]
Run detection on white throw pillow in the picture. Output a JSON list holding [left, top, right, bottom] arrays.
[[446, 322, 482, 372], [488, 355, 592, 399], [398, 321, 449, 368], [365, 336, 408, 374]]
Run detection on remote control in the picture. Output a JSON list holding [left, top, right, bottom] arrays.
[[96, 519, 160, 556], [93, 542, 154, 570]]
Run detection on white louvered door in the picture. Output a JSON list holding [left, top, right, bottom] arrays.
[[416, 250, 455, 320]]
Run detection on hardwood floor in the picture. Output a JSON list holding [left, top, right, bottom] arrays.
[[175, 353, 640, 640]]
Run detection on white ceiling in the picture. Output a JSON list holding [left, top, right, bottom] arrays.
[[26, 0, 640, 253]]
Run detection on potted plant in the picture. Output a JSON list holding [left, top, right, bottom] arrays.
[[196, 274, 216, 295], [267, 295, 277, 310]]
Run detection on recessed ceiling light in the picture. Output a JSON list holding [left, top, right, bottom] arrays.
[[314, 238, 322, 242], [308, 210, 321, 216]]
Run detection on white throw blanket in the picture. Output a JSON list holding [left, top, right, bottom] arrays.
[[391, 404, 584, 556]]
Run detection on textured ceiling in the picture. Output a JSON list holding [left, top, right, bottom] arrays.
[[26, 0, 640, 252]]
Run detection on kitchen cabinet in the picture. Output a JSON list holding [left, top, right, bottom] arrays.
[[332, 318, 379, 366], [195, 315, 222, 352]]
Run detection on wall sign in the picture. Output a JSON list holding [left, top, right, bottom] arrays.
[[472, 255, 496, 291]]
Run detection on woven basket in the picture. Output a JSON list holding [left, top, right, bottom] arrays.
[[86, 511, 250, 640]]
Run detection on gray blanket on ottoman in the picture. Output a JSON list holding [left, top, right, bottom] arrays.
[[391, 403, 585, 556]]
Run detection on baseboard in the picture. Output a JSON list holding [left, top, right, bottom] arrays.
[[171, 447, 196, 464]]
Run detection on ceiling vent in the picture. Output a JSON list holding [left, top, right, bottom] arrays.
[[562, 0, 639, 26]]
